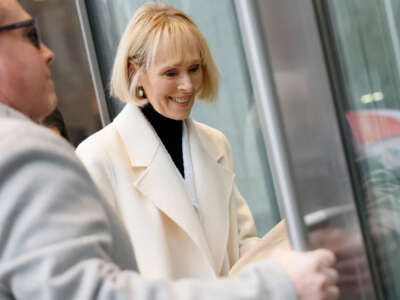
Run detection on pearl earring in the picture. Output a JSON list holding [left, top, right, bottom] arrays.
[[137, 87, 144, 98]]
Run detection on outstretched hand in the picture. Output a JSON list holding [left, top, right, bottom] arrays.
[[272, 248, 339, 300]]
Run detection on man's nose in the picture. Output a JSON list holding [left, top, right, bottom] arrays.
[[41, 43, 55, 65]]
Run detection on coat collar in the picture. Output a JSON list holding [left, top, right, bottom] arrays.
[[113, 103, 160, 167], [113, 103, 225, 167], [113, 103, 234, 275], [188, 119, 224, 163], [0, 102, 31, 122]]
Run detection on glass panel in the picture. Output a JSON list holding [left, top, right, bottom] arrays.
[[20, 0, 102, 146], [84, 0, 280, 235], [318, 0, 400, 298]]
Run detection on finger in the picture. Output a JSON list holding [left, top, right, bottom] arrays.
[[325, 285, 340, 300], [322, 267, 339, 286], [311, 249, 336, 268]]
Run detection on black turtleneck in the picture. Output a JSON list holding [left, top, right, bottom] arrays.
[[140, 104, 184, 177]]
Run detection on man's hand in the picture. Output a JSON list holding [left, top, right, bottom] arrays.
[[272, 248, 339, 300], [310, 226, 373, 295]]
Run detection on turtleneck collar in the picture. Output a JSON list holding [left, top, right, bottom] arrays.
[[140, 103, 184, 177], [140, 103, 183, 130]]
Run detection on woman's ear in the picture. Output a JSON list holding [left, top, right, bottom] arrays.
[[128, 58, 136, 80]]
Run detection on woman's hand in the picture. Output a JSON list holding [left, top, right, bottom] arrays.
[[272, 248, 339, 300]]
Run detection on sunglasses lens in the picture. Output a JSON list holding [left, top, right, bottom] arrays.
[[27, 30, 39, 49], [0, 19, 41, 49], [27, 22, 40, 49], [33, 31, 40, 49]]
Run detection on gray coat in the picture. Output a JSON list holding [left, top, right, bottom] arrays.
[[0, 103, 296, 300]]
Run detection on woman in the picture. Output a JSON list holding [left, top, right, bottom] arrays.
[[76, 2, 261, 280]]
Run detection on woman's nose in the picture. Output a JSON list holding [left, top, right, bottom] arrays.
[[178, 74, 193, 92]]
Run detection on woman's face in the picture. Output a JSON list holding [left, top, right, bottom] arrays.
[[139, 48, 203, 120]]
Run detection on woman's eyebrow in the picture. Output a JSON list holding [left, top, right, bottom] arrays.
[[157, 59, 201, 72]]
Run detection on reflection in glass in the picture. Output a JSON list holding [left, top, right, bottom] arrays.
[[309, 215, 374, 299], [320, 0, 400, 298]]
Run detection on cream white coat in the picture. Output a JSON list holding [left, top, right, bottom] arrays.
[[76, 104, 259, 280]]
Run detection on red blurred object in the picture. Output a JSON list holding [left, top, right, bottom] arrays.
[[346, 110, 400, 145]]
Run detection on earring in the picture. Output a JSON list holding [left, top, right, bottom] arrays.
[[137, 87, 144, 98]]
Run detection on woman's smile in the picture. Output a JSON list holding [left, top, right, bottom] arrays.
[[169, 96, 192, 106]]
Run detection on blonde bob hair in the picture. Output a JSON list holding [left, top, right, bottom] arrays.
[[110, 2, 219, 105]]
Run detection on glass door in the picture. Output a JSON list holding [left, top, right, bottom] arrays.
[[315, 0, 400, 299], [241, 0, 389, 299]]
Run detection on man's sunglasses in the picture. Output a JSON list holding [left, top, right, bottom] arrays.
[[0, 19, 41, 49]]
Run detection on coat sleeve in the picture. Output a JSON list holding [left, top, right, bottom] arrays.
[[0, 122, 297, 300]]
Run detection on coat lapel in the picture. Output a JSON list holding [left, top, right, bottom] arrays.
[[187, 119, 234, 275], [113, 104, 215, 269]]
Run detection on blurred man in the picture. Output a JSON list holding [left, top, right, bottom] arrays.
[[0, 1, 339, 300]]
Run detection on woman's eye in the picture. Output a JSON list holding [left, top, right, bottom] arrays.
[[165, 70, 177, 77], [189, 64, 200, 73]]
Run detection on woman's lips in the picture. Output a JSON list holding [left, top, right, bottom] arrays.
[[169, 96, 191, 106]]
